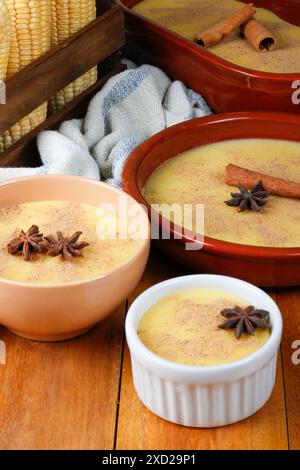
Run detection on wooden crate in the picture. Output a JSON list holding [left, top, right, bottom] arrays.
[[0, 0, 124, 168]]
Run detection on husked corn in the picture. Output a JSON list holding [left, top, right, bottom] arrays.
[[50, 0, 97, 113], [0, 1, 10, 82], [0, 0, 51, 153], [0, 1, 10, 153]]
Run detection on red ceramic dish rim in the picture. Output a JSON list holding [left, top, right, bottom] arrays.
[[122, 112, 300, 261], [118, 0, 300, 81]]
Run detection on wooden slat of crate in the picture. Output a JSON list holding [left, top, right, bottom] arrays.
[[0, 64, 125, 168], [0, 4, 124, 135]]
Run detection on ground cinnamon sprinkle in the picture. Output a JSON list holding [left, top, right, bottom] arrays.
[[138, 289, 271, 366], [133, 0, 300, 73], [0, 201, 144, 284], [143, 138, 300, 248]]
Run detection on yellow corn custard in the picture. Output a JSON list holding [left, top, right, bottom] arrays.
[[133, 0, 300, 73], [138, 288, 270, 366], [143, 138, 300, 248], [0, 201, 144, 284]]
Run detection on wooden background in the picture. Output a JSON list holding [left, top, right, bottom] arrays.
[[0, 1, 298, 449], [0, 246, 299, 450]]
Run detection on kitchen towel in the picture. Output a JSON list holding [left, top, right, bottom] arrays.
[[0, 61, 212, 186]]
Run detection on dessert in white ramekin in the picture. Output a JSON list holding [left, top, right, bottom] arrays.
[[125, 275, 282, 427]]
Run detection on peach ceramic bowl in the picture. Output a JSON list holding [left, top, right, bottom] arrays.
[[119, 0, 300, 114], [122, 111, 300, 287], [0, 175, 150, 342]]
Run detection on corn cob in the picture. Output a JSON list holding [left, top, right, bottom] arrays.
[[50, 0, 97, 113], [0, 0, 51, 153], [0, 1, 10, 82], [0, 1, 10, 153]]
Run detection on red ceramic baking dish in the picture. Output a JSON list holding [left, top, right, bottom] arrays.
[[118, 0, 300, 114], [122, 112, 300, 287]]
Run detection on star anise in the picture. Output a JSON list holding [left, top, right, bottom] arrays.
[[218, 305, 270, 340], [225, 180, 269, 212], [7, 225, 48, 261], [45, 231, 89, 261]]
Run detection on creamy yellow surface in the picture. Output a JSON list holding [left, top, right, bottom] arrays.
[[0, 201, 144, 284], [143, 138, 300, 247], [138, 288, 270, 366], [133, 0, 300, 73]]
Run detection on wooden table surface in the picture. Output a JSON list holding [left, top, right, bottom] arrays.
[[0, 246, 299, 450]]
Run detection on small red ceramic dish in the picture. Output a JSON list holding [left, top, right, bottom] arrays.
[[122, 112, 300, 287], [118, 0, 300, 114]]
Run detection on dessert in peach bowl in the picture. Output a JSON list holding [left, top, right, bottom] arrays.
[[0, 175, 150, 342], [122, 111, 300, 287]]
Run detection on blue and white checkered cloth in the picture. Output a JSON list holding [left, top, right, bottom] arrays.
[[0, 61, 212, 186]]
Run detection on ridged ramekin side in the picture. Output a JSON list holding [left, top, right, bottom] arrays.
[[130, 354, 278, 428]]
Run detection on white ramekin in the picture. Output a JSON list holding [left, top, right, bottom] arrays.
[[125, 275, 282, 428]]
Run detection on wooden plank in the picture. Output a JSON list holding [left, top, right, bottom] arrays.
[[0, 305, 125, 450], [0, 5, 124, 134], [0, 64, 125, 168], [276, 288, 300, 450], [116, 247, 288, 450]]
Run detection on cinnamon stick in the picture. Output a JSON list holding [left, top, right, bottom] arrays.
[[240, 18, 277, 52], [194, 4, 256, 48], [226, 164, 300, 199]]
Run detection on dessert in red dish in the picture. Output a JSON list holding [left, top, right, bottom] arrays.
[[122, 112, 300, 287], [118, 0, 300, 113]]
